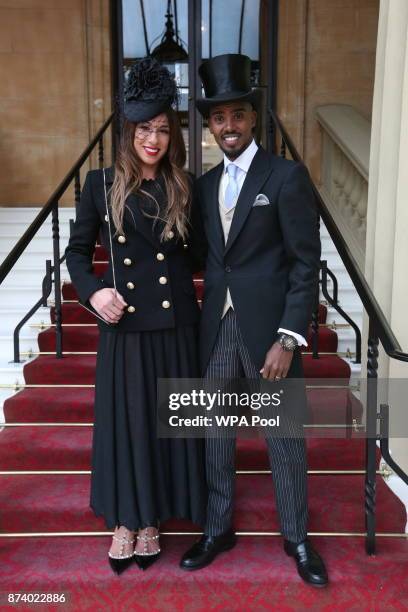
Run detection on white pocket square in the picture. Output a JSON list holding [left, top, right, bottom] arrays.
[[253, 193, 270, 207]]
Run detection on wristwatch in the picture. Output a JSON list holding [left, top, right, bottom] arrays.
[[278, 332, 298, 352]]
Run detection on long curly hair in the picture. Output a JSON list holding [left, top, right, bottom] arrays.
[[109, 109, 190, 242]]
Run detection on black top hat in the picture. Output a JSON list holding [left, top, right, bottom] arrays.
[[123, 57, 177, 123], [196, 54, 260, 118]]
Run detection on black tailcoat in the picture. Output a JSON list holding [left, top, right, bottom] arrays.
[[191, 146, 321, 374], [65, 167, 200, 332]]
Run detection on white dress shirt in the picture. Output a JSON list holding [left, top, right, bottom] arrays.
[[218, 139, 307, 347]]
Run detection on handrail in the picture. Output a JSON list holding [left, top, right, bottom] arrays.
[[269, 109, 408, 363], [1, 112, 114, 361], [379, 404, 408, 486], [320, 260, 361, 363], [0, 112, 114, 287]]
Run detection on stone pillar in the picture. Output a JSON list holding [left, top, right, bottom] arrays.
[[364, 0, 408, 475]]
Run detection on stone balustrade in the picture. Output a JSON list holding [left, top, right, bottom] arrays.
[[315, 104, 371, 271]]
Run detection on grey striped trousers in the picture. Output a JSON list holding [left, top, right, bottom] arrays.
[[204, 309, 308, 543]]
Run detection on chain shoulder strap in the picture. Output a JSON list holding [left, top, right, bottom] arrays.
[[77, 168, 117, 325], [102, 167, 117, 294]]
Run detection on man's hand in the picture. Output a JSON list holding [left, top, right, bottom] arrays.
[[89, 288, 127, 324], [260, 342, 294, 381]]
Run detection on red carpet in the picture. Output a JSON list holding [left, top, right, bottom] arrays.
[[1, 537, 407, 611], [1, 270, 407, 611], [1, 473, 405, 534]]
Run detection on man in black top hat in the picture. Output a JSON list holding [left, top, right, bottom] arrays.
[[180, 54, 328, 587]]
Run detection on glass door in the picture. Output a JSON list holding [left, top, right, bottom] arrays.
[[113, 0, 277, 176], [200, 0, 264, 172]]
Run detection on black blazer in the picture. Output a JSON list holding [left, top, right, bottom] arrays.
[[192, 146, 321, 373], [65, 167, 200, 332]]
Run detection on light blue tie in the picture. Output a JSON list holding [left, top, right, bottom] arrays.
[[224, 163, 239, 210]]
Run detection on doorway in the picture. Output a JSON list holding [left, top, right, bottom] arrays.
[[111, 0, 278, 176]]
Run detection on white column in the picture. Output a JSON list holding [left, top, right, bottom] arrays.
[[365, 0, 408, 489]]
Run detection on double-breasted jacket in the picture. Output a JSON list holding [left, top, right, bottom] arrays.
[[65, 167, 200, 332]]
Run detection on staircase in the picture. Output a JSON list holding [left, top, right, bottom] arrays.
[[0, 208, 361, 415], [0, 208, 72, 420], [319, 224, 363, 375], [0, 222, 406, 610]]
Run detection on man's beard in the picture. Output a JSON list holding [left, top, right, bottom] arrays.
[[218, 135, 252, 160]]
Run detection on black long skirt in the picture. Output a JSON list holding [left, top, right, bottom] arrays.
[[91, 326, 207, 530]]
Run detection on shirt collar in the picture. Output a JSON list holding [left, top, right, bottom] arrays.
[[223, 139, 258, 175]]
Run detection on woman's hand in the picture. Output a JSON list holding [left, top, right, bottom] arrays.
[[89, 288, 127, 324]]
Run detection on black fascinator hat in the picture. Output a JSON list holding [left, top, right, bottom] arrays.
[[123, 57, 177, 123]]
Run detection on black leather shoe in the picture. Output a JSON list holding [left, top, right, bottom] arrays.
[[284, 539, 328, 587], [180, 529, 237, 571]]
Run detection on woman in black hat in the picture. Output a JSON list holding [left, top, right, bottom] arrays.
[[66, 57, 206, 574]]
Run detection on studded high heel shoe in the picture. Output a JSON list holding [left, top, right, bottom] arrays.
[[108, 531, 135, 575], [134, 527, 161, 570]]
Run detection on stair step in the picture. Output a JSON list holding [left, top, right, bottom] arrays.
[[94, 245, 108, 260], [0, 426, 92, 470], [303, 327, 338, 352], [302, 354, 351, 378], [37, 324, 339, 353], [0, 335, 39, 365], [325, 306, 363, 328], [0, 432, 371, 471], [0, 306, 53, 331], [3, 388, 94, 423], [0, 265, 69, 287], [38, 327, 100, 351], [0, 361, 24, 383], [236, 438, 368, 470], [0, 210, 73, 236], [307, 387, 362, 423], [0, 536, 406, 610], [0, 240, 62, 255], [50, 304, 97, 324], [0, 286, 56, 307], [21, 353, 350, 384], [0, 226, 71, 242], [0, 207, 74, 220], [52, 295, 328, 324], [23, 355, 96, 384], [0, 472, 404, 534], [3, 386, 361, 425]]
